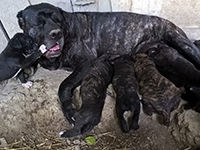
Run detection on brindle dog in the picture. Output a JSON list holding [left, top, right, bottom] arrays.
[[60, 55, 113, 138], [133, 53, 181, 126], [17, 3, 200, 124]]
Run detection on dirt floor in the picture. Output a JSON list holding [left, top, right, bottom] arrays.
[[0, 67, 200, 150]]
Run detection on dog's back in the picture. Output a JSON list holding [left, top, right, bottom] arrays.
[[133, 53, 181, 125], [134, 53, 180, 100], [112, 56, 140, 132]]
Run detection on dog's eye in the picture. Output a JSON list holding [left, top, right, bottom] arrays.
[[51, 14, 62, 24], [36, 17, 45, 26]]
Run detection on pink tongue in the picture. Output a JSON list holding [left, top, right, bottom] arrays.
[[50, 44, 60, 51]]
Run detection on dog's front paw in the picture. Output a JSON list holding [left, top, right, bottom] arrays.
[[22, 81, 33, 88], [130, 123, 139, 130], [59, 130, 78, 138], [64, 112, 76, 125], [62, 105, 76, 125], [59, 130, 66, 137], [39, 44, 47, 53]]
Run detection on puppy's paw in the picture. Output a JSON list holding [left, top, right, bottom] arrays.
[[59, 130, 66, 136], [130, 123, 139, 130], [22, 81, 33, 88], [121, 124, 130, 133], [39, 44, 47, 53]]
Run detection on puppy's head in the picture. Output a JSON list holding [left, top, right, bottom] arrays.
[[17, 3, 64, 58], [9, 33, 37, 55]]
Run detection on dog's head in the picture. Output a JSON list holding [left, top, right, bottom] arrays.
[[17, 3, 64, 58], [9, 33, 37, 55]]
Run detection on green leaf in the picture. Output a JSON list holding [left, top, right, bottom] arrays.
[[84, 136, 96, 145]]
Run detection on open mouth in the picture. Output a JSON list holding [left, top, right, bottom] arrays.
[[45, 42, 62, 58]]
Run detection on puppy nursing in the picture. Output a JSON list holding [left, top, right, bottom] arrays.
[[0, 33, 47, 88], [133, 53, 181, 126], [146, 43, 200, 87], [60, 52, 184, 137], [60, 55, 113, 138], [112, 56, 140, 132]]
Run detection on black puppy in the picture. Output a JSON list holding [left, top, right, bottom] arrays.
[[182, 86, 200, 113], [0, 33, 47, 88], [59, 55, 113, 138], [146, 43, 200, 87], [17, 3, 200, 124], [112, 56, 140, 133]]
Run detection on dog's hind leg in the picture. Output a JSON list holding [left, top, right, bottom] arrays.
[[141, 100, 154, 116], [161, 110, 170, 126], [130, 102, 140, 130], [116, 105, 130, 133]]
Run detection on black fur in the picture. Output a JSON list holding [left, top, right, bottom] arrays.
[[182, 86, 200, 113], [17, 3, 200, 123], [0, 33, 44, 84], [60, 55, 113, 138], [112, 56, 140, 132], [145, 43, 200, 87]]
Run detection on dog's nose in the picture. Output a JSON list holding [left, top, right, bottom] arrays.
[[49, 29, 62, 40]]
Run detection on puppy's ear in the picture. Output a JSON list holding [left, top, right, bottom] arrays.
[[17, 11, 25, 30], [9, 36, 22, 49]]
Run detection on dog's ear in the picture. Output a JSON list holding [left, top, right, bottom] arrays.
[[9, 35, 22, 49], [17, 11, 25, 30]]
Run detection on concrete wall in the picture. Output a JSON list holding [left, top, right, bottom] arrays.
[[0, 0, 200, 51]]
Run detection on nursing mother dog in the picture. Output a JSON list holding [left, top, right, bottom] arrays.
[[17, 3, 200, 125]]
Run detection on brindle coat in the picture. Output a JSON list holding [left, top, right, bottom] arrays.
[[17, 3, 200, 124], [60, 55, 113, 138], [133, 53, 181, 126]]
